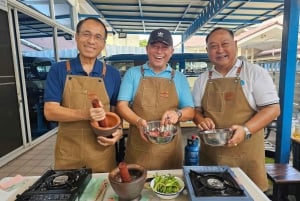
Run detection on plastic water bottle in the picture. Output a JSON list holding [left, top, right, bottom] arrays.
[[184, 135, 200, 166]]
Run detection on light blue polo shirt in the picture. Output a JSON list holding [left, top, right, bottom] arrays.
[[117, 62, 194, 109]]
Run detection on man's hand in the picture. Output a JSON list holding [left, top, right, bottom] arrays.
[[136, 118, 149, 142], [161, 110, 182, 125], [196, 117, 215, 131], [90, 101, 106, 122], [226, 125, 245, 147], [96, 127, 123, 146]]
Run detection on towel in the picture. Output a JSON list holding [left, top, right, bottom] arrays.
[[79, 177, 107, 201], [0, 175, 25, 191]]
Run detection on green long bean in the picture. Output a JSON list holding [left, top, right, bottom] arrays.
[[152, 174, 182, 194]]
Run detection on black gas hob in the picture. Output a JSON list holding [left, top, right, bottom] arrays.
[[15, 168, 92, 201], [183, 166, 254, 201]]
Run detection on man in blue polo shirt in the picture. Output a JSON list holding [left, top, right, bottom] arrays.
[[44, 17, 122, 172], [117, 28, 194, 170]]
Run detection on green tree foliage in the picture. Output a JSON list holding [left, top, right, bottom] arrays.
[[139, 39, 147, 47]]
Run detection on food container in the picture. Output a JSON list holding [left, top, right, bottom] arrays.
[[143, 121, 178, 144], [90, 112, 121, 137], [199, 128, 233, 146], [108, 163, 147, 201], [150, 175, 184, 199]]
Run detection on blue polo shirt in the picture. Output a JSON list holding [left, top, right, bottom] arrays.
[[117, 62, 194, 109], [44, 55, 121, 106]]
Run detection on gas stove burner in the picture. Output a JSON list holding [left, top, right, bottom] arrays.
[[189, 169, 244, 196], [52, 175, 70, 186], [201, 174, 225, 190], [46, 171, 79, 189], [16, 168, 92, 201], [183, 166, 254, 201]]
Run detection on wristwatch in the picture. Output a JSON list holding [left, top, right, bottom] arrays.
[[243, 126, 252, 140], [175, 109, 182, 120]]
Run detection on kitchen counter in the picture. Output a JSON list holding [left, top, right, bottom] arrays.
[[0, 168, 270, 201]]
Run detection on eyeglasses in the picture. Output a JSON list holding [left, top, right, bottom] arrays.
[[79, 31, 106, 42], [207, 41, 234, 50]]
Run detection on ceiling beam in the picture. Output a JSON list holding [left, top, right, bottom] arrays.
[[182, 0, 234, 42], [85, 0, 117, 34], [138, 0, 146, 32], [174, 3, 192, 34]]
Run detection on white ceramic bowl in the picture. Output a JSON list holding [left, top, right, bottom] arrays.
[[150, 176, 184, 200]]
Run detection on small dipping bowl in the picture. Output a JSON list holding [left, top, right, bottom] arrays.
[[108, 164, 147, 201], [90, 112, 121, 137], [199, 128, 233, 146]]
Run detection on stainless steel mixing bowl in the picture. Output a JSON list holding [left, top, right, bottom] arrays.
[[143, 121, 178, 144], [199, 128, 233, 146]]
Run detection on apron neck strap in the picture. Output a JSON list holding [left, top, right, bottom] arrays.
[[101, 62, 107, 78], [235, 61, 243, 77], [140, 65, 175, 81], [66, 60, 71, 74], [65, 60, 107, 78], [208, 61, 243, 80]]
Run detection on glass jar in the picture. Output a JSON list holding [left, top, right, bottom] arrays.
[[293, 124, 300, 139]]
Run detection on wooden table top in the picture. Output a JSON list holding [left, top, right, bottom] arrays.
[[266, 163, 300, 184]]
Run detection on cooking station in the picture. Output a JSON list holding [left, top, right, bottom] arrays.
[[0, 167, 269, 201], [14, 168, 92, 201], [183, 166, 254, 201]]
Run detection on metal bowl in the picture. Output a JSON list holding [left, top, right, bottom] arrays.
[[144, 121, 178, 144], [199, 128, 233, 146]]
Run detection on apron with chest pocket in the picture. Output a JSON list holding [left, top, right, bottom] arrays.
[[199, 64, 268, 191], [124, 66, 183, 170], [54, 60, 116, 173]]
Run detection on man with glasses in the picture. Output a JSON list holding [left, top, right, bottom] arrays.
[[117, 28, 194, 170], [44, 17, 122, 172], [192, 27, 280, 191]]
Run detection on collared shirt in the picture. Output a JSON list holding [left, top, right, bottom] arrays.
[[117, 62, 194, 109], [192, 58, 279, 111], [44, 55, 121, 106]]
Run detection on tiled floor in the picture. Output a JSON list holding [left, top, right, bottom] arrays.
[[0, 134, 56, 179], [0, 127, 196, 179]]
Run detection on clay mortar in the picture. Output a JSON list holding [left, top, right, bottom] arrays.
[[90, 112, 121, 137], [108, 164, 147, 201]]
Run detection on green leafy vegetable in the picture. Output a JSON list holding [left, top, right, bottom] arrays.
[[152, 174, 182, 194]]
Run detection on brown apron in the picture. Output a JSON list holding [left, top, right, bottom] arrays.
[[200, 65, 268, 191], [124, 67, 183, 170], [54, 61, 116, 173]]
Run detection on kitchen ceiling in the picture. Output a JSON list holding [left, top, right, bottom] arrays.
[[81, 0, 284, 42], [15, 0, 285, 44]]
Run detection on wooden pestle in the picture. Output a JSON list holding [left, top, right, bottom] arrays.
[[91, 98, 108, 127], [118, 162, 132, 182]]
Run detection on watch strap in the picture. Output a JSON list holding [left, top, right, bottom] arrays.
[[243, 126, 252, 140], [175, 109, 182, 120]]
